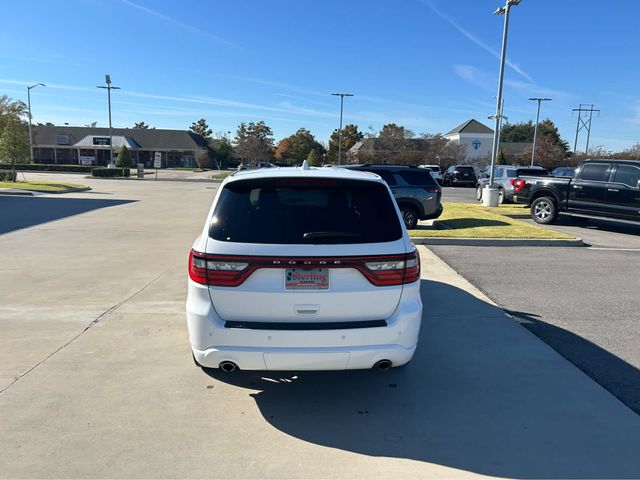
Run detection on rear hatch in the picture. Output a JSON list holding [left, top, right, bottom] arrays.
[[455, 166, 476, 181], [199, 177, 415, 324]]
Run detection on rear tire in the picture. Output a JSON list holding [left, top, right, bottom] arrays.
[[531, 196, 558, 224], [476, 185, 483, 201], [400, 206, 419, 230], [498, 188, 505, 205]]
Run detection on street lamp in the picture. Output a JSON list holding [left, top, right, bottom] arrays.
[[487, 0, 522, 204], [27, 83, 46, 166], [97, 74, 121, 167], [488, 96, 506, 158], [331, 93, 353, 165], [528, 97, 551, 166]]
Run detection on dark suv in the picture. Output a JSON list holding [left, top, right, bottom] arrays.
[[442, 165, 477, 187], [342, 164, 442, 229]]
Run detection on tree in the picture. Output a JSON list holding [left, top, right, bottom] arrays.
[[307, 149, 321, 167], [233, 121, 275, 163], [496, 150, 507, 165], [85, 121, 97, 128], [328, 124, 364, 163], [195, 149, 211, 170], [501, 119, 569, 153], [133, 121, 150, 129], [521, 135, 565, 169], [275, 128, 324, 164], [209, 136, 232, 168], [0, 96, 30, 175], [190, 118, 213, 141], [115, 145, 132, 167], [379, 123, 415, 140]]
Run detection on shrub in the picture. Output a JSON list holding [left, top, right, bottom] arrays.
[[116, 145, 133, 167], [0, 170, 17, 181], [0, 163, 92, 173], [91, 167, 130, 178]]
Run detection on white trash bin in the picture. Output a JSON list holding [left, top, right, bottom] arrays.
[[482, 186, 500, 207]]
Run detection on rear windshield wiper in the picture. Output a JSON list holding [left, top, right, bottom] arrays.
[[302, 231, 361, 240]]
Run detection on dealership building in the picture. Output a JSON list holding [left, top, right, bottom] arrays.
[[32, 126, 208, 168]]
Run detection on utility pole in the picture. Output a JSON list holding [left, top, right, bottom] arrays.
[[572, 104, 599, 154], [26, 83, 46, 169], [488, 0, 521, 194], [529, 97, 551, 166], [331, 93, 353, 165], [97, 74, 121, 167], [488, 97, 506, 160]]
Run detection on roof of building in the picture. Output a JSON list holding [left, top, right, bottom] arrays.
[[445, 119, 494, 136], [33, 126, 208, 150]]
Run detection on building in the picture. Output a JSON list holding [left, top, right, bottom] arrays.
[[444, 119, 494, 161], [32, 126, 208, 168]]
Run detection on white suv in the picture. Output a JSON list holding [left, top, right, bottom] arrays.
[[186, 162, 423, 371]]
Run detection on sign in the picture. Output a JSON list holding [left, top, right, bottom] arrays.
[[472, 139, 481, 150], [93, 137, 110, 146], [79, 156, 95, 166], [153, 152, 162, 169]]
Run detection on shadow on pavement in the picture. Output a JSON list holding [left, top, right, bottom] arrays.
[[0, 196, 136, 234], [205, 280, 640, 478], [506, 309, 640, 414], [438, 218, 509, 229], [556, 215, 640, 236]]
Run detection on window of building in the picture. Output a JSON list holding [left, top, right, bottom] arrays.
[[56, 134, 68, 145]]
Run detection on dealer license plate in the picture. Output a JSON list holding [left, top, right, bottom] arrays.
[[285, 268, 329, 290]]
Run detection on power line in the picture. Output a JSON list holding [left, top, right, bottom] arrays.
[[572, 104, 599, 154]]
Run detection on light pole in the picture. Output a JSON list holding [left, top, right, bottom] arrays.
[[27, 83, 46, 166], [97, 74, 120, 167], [488, 96, 506, 160], [331, 93, 353, 165], [488, 0, 521, 198], [528, 97, 551, 166]]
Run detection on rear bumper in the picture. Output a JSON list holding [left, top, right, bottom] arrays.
[[186, 279, 422, 371], [192, 344, 416, 370]]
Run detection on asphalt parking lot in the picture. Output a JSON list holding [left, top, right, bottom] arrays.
[[1, 173, 640, 478], [440, 185, 477, 203]]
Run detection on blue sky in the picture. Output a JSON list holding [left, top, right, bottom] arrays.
[[1, 0, 638, 151]]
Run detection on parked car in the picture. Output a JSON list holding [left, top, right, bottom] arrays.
[[186, 162, 423, 371], [342, 164, 442, 229], [513, 159, 640, 224], [419, 164, 443, 183], [442, 165, 477, 187], [551, 166, 576, 177], [476, 165, 549, 203]]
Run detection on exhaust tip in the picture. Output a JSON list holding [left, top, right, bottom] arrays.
[[373, 359, 392, 371], [219, 361, 238, 373]]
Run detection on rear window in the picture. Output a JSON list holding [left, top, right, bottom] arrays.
[[513, 168, 549, 177], [209, 178, 403, 244], [456, 166, 475, 174], [396, 170, 437, 186]]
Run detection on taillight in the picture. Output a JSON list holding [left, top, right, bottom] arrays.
[[513, 179, 526, 193], [189, 250, 251, 287], [510, 179, 517, 186], [188, 250, 421, 287], [425, 186, 441, 193]]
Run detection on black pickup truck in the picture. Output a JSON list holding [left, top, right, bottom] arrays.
[[513, 159, 640, 224]]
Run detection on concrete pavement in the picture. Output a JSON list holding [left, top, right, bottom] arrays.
[[1, 175, 640, 478]]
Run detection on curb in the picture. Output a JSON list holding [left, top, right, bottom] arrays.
[[410, 236, 584, 247]]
